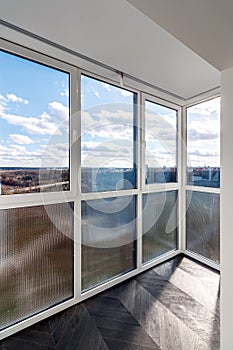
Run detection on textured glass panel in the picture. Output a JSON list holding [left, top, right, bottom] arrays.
[[82, 196, 136, 290], [145, 100, 177, 184], [0, 202, 74, 330], [0, 49, 70, 195], [186, 191, 220, 263], [142, 191, 178, 263], [81, 75, 136, 193], [187, 97, 220, 188]]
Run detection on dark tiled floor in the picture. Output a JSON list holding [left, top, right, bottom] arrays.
[[0, 255, 220, 350]]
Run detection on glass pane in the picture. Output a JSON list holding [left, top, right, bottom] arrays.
[[187, 97, 220, 188], [81, 75, 136, 192], [81, 195, 136, 290], [0, 49, 70, 195], [142, 191, 178, 263], [186, 191, 220, 263], [145, 100, 177, 184], [0, 202, 74, 330]]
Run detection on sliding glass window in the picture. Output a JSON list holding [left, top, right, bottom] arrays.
[[0, 202, 74, 330], [0, 49, 71, 194], [0, 38, 220, 340], [0, 44, 75, 331], [81, 74, 137, 291], [81, 196, 136, 291], [81, 75, 137, 193], [142, 190, 178, 263], [186, 191, 220, 263], [142, 95, 180, 263], [144, 99, 178, 185], [186, 97, 220, 264], [186, 97, 220, 188]]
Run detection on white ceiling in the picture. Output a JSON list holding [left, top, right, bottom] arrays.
[[127, 0, 233, 71], [0, 0, 220, 99]]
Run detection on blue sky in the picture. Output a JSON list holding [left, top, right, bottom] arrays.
[[0, 49, 69, 167], [187, 97, 220, 167], [145, 97, 220, 169], [81, 75, 135, 169], [0, 49, 220, 169], [82, 78, 220, 170], [81, 75, 133, 110], [145, 100, 177, 168]]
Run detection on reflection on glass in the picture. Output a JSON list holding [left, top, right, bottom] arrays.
[[0, 49, 70, 195], [187, 97, 220, 188], [81, 196, 136, 290], [145, 100, 177, 184], [142, 191, 178, 263], [81, 75, 136, 192], [0, 202, 74, 330], [186, 191, 220, 263]]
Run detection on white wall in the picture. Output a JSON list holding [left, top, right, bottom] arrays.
[[221, 66, 233, 349]]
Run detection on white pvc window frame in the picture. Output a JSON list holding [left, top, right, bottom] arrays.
[[0, 39, 79, 207], [141, 93, 182, 191], [80, 69, 140, 197], [182, 96, 221, 270], [141, 93, 183, 257], [0, 35, 220, 340], [0, 42, 180, 340], [0, 39, 80, 339]]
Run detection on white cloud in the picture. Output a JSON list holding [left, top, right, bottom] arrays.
[[0, 94, 7, 103], [187, 97, 220, 143], [10, 133, 34, 145], [81, 139, 133, 168], [188, 150, 219, 157], [81, 141, 101, 152], [0, 100, 69, 136], [0, 140, 69, 168], [60, 89, 69, 97], [94, 91, 100, 98], [145, 110, 176, 128], [189, 97, 220, 118], [43, 142, 69, 155], [120, 90, 132, 97], [0, 144, 8, 152], [145, 110, 177, 142], [0, 104, 5, 113], [93, 109, 133, 124], [11, 144, 26, 152], [7, 93, 29, 104], [187, 119, 220, 141], [0, 95, 7, 112], [1, 144, 39, 158], [81, 106, 178, 168], [101, 83, 111, 92], [146, 151, 176, 167], [81, 109, 134, 142], [81, 111, 94, 131], [187, 151, 220, 167], [41, 143, 69, 167], [49, 101, 69, 122], [1, 112, 60, 135], [0, 144, 44, 167]]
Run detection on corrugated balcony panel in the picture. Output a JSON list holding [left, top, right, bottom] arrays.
[[186, 191, 220, 263], [0, 202, 74, 330], [142, 190, 178, 263], [81, 196, 136, 291]]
